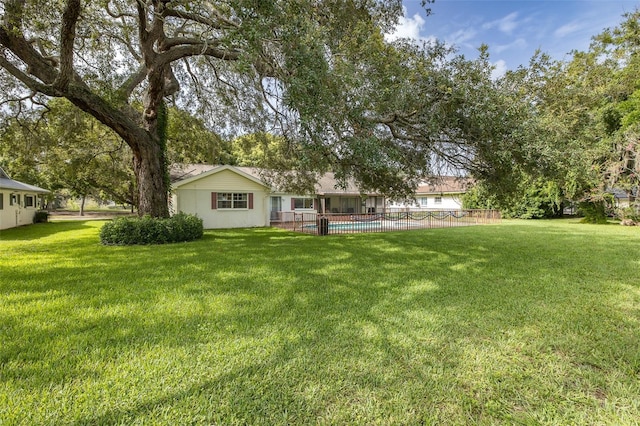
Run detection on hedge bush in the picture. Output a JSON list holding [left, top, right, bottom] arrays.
[[100, 213, 203, 245], [33, 210, 49, 223]]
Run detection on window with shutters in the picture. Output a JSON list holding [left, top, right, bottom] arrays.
[[292, 198, 314, 209], [216, 193, 249, 209]]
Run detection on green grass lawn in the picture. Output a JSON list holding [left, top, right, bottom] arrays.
[[1, 220, 639, 425]]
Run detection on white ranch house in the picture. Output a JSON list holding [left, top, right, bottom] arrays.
[[388, 177, 468, 211], [170, 164, 469, 229], [0, 167, 49, 230]]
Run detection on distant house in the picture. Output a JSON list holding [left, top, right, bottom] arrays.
[[609, 187, 637, 209], [388, 177, 470, 211], [170, 164, 467, 229], [0, 168, 50, 230]]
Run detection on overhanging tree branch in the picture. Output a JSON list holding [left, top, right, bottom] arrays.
[[155, 43, 241, 66], [0, 26, 58, 84], [163, 6, 240, 30], [0, 56, 60, 96], [53, 0, 81, 91]]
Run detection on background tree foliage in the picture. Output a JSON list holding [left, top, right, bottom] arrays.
[[0, 99, 135, 212], [166, 107, 233, 166], [230, 133, 293, 168], [0, 99, 230, 210], [468, 10, 640, 220]]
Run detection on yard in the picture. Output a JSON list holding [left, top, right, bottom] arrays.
[[1, 220, 639, 425]]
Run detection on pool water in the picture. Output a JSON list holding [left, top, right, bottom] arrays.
[[327, 221, 382, 230], [304, 220, 418, 232]]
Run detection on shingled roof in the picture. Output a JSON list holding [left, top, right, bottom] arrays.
[[0, 167, 49, 193], [170, 164, 468, 196], [416, 176, 471, 195], [170, 164, 372, 195]]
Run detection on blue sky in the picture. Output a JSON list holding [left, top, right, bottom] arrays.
[[391, 0, 639, 78]]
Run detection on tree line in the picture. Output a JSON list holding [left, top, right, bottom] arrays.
[[463, 10, 640, 221]]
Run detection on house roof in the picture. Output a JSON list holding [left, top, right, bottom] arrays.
[[416, 177, 470, 195], [608, 187, 638, 199], [170, 164, 268, 189], [170, 164, 467, 197], [170, 164, 370, 195], [170, 164, 217, 182], [0, 167, 49, 193], [312, 172, 378, 196]]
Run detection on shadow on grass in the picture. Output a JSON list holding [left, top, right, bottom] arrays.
[[2, 223, 640, 423]]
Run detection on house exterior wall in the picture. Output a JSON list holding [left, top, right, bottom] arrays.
[[422, 194, 463, 210], [172, 169, 269, 229], [319, 195, 383, 214], [0, 191, 43, 230], [264, 194, 316, 223], [277, 195, 317, 213], [268, 195, 384, 219], [388, 193, 463, 211]]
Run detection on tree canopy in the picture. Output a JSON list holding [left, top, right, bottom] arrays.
[[2, 0, 543, 218]]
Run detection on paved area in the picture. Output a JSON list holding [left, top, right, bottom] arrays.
[[48, 211, 135, 221]]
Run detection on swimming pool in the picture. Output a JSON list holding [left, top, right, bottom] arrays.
[[303, 220, 424, 233], [273, 210, 501, 235], [303, 221, 380, 232]]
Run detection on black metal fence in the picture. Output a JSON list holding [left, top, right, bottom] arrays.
[[271, 210, 501, 235]]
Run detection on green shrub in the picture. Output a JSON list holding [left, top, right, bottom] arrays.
[[100, 213, 203, 245], [33, 210, 49, 223], [578, 201, 609, 224], [617, 206, 640, 223], [463, 179, 564, 219]]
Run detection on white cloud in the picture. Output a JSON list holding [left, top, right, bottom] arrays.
[[491, 60, 508, 80], [385, 9, 426, 42], [494, 38, 527, 54], [483, 12, 520, 35], [385, 7, 443, 47], [448, 27, 478, 45], [554, 21, 583, 38]]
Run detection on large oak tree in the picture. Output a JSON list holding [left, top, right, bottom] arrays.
[[2, 0, 535, 218], [0, 0, 422, 217]]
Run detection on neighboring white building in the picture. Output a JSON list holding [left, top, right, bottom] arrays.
[[170, 164, 467, 229], [388, 177, 470, 211], [0, 167, 50, 230]]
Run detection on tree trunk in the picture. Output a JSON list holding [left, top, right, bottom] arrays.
[[132, 136, 169, 218], [133, 60, 171, 218], [79, 194, 85, 216]]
